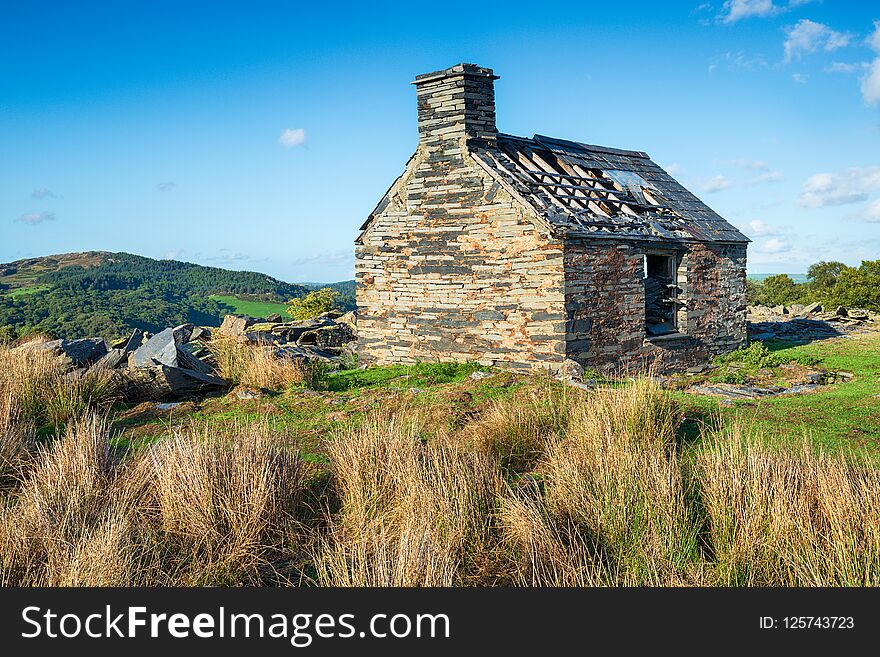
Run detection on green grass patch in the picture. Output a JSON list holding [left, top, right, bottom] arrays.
[[5, 284, 51, 297], [323, 361, 490, 391], [681, 333, 880, 453], [209, 294, 290, 318]]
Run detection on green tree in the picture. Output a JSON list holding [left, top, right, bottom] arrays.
[[806, 261, 846, 298], [756, 274, 801, 306], [829, 260, 880, 310], [286, 287, 340, 320]]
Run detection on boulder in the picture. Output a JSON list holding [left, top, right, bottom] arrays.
[[318, 309, 345, 320], [802, 302, 823, 314], [337, 310, 357, 328], [116, 365, 228, 402], [189, 326, 211, 342], [297, 323, 355, 348], [558, 358, 584, 382], [835, 306, 848, 317], [122, 328, 144, 352], [789, 304, 805, 315], [19, 338, 108, 369], [218, 314, 258, 336], [132, 324, 195, 368], [91, 348, 128, 370], [274, 344, 340, 363], [265, 313, 283, 323], [847, 308, 869, 320], [770, 305, 789, 315]]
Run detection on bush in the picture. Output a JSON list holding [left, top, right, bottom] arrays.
[[287, 288, 340, 321], [714, 342, 820, 370]]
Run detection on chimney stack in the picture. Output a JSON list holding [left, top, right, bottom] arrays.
[[412, 63, 499, 149]]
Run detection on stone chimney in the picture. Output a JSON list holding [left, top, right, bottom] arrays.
[[412, 63, 499, 149]]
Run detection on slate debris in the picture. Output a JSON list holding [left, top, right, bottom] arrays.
[[17, 337, 108, 370]]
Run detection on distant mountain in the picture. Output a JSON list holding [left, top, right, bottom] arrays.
[[0, 251, 354, 340]]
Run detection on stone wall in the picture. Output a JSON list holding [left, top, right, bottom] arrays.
[[563, 239, 748, 372], [356, 147, 566, 371]]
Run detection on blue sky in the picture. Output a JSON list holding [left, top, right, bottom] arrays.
[[2, 0, 879, 282]]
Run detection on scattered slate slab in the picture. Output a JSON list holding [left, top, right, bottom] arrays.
[[19, 338, 108, 369], [689, 382, 820, 400], [117, 365, 228, 402], [92, 348, 128, 370]]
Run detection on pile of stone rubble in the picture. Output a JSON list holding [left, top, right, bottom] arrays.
[[13, 310, 357, 402], [747, 303, 877, 342]]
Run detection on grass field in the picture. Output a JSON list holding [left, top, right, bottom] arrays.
[[209, 294, 290, 318], [4, 285, 51, 297]]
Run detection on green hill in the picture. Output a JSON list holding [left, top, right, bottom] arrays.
[[0, 251, 354, 340]]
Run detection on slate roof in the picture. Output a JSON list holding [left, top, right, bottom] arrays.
[[470, 133, 749, 243]]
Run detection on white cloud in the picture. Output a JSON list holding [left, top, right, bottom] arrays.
[[747, 219, 779, 236], [798, 167, 880, 208], [720, 0, 778, 23], [783, 19, 851, 63], [279, 128, 306, 148], [869, 20, 880, 53], [861, 58, 880, 106], [717, 0, 817, 23], [862, 199, 880, 223], [757, 237, 793, 254], [663, 163, 684, 176], [702, 175, 732, 193], [791, 72, 808, 84], [163, 249, 185, 260], [748, 171, 785, 185], [31, 188, 57, 199], [208, 251, 254, 263], [825, 61, 859, 73], [288, 251, 355, 267], [730, 158, 768, 171], [709, 51, 768, 72], [157, 181, 176, 192], [16, 211, 56, 225]]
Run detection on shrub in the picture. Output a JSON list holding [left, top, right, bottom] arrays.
[[287, 288, 339, 321]]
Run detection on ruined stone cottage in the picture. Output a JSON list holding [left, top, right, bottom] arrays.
[[355, 63, 749, 373]]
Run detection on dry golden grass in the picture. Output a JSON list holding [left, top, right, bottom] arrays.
[[146, 421, 304, 584], [468, 386, 574, 472], [0, 340, 118, 428], [209, 334, 320, 390], [314, 411, 503, 586], [696, 425, 880, 586]]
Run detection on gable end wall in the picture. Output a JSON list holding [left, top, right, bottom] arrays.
[[356, 147, 567, 371]]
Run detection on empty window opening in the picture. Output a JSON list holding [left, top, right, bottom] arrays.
[[644, 253, 679, 336]]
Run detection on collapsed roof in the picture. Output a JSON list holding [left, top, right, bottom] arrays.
[[470, 133, 749, 243]]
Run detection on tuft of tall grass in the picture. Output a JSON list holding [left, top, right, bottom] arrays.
[[145, 420, 305, 584], [696, 424, 880, 586], [0, 341, 118, 428], [468, 388, 573, 472], [0, 414, 148, 586], [315, 411, 503, 586], [0, 390, 34, 487], [209, 335, 322, 390], [534, 379, 703, 585]]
